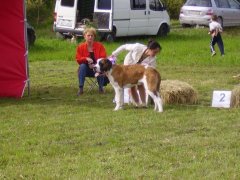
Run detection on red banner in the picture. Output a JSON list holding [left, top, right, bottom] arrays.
[[0, 1, 28, 98]]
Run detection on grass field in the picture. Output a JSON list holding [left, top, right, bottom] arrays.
[[0, 22, 240, 179]]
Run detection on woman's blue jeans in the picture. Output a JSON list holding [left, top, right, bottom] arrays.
[[78, 63, 104, 90]]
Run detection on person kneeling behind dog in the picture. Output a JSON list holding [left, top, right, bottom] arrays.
[[110, 39, 162, 106]]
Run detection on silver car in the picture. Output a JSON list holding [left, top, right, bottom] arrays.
[[179, 0, 240, 27]]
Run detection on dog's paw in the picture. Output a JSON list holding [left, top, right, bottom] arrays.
[[140, 103, 147, 108], [156, 107, 163, 113], [114, 106, 123, 111]]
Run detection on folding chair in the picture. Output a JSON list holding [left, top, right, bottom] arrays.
[[77, 67, 99, 94], [85, 77, 99, 93], [77, 67, 109, 94]]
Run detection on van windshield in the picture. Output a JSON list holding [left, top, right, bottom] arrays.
[[186, 0, 212, 7], [61, 0, 74, 7], [97, 0, 111, 10]]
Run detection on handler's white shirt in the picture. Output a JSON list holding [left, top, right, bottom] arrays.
[[112, 43, 157, 67]]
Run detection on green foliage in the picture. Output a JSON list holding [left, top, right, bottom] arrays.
[[26, 0, 55, 26], [162, 0, 186, 19], [26, 0, 55, 9]]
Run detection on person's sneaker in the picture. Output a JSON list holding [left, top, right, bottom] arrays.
[[211, 51, 216, 57], [99, 88, 104, 94], [77, 88, 83, 96]]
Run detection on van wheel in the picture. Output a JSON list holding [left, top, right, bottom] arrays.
[[157, 24, 168, 37], [105, 32, 115, 42]]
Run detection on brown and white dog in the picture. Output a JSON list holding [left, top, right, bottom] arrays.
[[94, 58, 163, 112]]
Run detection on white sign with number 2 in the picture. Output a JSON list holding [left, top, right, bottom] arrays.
[[212, 90, 232, 108]]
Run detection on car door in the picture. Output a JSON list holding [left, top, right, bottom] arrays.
[[93, 0, 113, 32], [128, 0, 148, 35], [56, 0, 77, 29], [227, 0, 240, 26]]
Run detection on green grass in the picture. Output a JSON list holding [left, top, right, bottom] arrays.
[[1, 22, 240, 179]]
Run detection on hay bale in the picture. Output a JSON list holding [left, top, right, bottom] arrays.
[[231, 86, 240, 108], [233, 74, 240, 79], [160, 80, 198, 105]]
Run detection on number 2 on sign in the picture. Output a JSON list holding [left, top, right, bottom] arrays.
[[212, 90, 231, 108], [220, 93, 225, 102]]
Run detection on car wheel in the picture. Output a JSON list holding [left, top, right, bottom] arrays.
[[182, 23, 191, 28], [157, 24, 168, 37]]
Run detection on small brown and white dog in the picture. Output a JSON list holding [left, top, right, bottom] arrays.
[[94, 58, 163, 112]]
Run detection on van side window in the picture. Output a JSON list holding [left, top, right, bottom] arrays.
[[61, 0, 74, 7], [130, 0, 146, 10], [149, 0, 164, 11], [97, 0, 111, 10]]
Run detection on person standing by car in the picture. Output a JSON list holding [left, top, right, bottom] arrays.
[[208, 15, 224, 57], [111, 40, 162, 106], [76, 27, 107, 95]]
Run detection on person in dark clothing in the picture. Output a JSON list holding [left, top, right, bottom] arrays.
[[208, 15, 224, 57]]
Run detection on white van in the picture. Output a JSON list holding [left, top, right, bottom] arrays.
[[53, 0, 170, 41]]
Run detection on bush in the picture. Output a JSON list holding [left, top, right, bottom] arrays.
[[26, 0, 55, 26], [162, 0, 186, 19]]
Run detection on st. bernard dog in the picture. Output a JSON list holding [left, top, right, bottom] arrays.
[[94, 58, 163, 112]]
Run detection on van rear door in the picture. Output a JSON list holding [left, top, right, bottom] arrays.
[[56, 0, 77, 29], [93, 0, 113, 32]]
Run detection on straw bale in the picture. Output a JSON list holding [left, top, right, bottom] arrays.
[[233, 74, 240, 79], [231, 85, 240, 108], [160, 80, 198, 104]]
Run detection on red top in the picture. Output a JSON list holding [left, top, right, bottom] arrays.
[[75, 41, 107, 64]]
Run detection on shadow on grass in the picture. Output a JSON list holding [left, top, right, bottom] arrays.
[[0, 85, 115, 110], [0, 84, 206, 114]]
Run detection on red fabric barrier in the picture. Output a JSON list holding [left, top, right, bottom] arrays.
[[0, 1, 28, 98]]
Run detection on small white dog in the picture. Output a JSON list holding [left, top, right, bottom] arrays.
[[94, 58, 163, 112]]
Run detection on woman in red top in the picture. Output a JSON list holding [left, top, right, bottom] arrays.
[[76, 27, 107, 95]]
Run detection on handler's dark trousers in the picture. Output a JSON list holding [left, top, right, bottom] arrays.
[[210, 33, 224, 56], [78, 64, 104, 91]]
